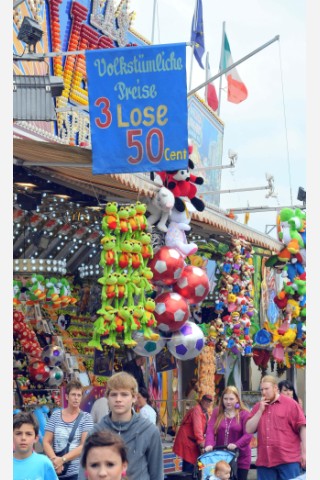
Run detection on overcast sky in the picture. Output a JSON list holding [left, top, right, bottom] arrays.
[[131, 0, 306, 237]]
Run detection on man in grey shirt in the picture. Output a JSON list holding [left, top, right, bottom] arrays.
[[90, 394, 109, 423]]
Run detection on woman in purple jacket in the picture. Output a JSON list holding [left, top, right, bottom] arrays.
[[204, 386, 253, 480]]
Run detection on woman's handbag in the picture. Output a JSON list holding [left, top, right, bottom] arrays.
[[55, 412, 84, 477]]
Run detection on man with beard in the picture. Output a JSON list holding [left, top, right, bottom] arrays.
[[246, 375, 306, 480]]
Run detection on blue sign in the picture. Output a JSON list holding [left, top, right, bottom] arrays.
[[86, 43, 189, 174]]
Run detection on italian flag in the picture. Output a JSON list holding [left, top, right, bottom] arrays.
[[220, 32, 248, 104]]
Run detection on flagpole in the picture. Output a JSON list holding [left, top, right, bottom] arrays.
[[205, 52, 209, 100], [189, 48, 195, 91], [187, 34, 280, 97], [217, 21, 226, 116], [151, 0, 157, 44], [189, 0, 198, 90]]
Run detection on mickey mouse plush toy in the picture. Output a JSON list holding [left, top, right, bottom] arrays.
[[154, 154, 205, 212]]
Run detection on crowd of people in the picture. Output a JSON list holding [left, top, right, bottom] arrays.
[[173, 376, 306, 480], [13, 366, 306, 480]]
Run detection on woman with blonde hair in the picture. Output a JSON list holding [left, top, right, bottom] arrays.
[[204, 386, 253, 480]]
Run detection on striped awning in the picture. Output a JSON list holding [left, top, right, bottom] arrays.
[[13, 135, 283, 254]]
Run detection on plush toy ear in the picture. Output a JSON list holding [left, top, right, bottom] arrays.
[[191, 197, 205, 212], [188, 158, 195, 169], [174, 197, 186, 212]]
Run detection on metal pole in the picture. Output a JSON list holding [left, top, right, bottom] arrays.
[[217, 21, 225, 116], [13, 50, 87, 61], [189, 46, 195, 90], [194, 163, 235, 171], [189, 0, 198, 90], [188, 35, 280, 97], [14, 159, 92, 167], [13, 42, 194, 62], [205, 52, 209, 100], [226, 204, 305, 214], [151, 0, 157, 44], [200, 185, 270, 195]]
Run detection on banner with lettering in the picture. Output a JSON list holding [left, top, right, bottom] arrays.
[[86, 43, 189, 174]]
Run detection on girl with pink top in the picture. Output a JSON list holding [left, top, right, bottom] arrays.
[[204, 386, 253, 480]]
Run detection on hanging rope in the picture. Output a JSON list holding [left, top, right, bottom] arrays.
[[277, 40, 294, 206]]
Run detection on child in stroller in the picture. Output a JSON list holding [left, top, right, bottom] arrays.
[[210, 460, 231, 479], [197, 446, 238, 480]]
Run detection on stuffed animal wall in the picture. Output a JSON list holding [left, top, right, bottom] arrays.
[[207, 236, 256, 357], [264, 207, 306, 369], [13, 276, 77, 309], [90, 201, 158, 350]]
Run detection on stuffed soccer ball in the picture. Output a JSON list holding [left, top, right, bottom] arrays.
[[41, 345, 65, 366], [28, 360, 51, 383], [173, 265, 209, 304], [47, 366, 64, 387], [148, 246, 185, 286], [167, 321, 205, 360], [132, 331, 167, 356], [154, 291, 190, 332]]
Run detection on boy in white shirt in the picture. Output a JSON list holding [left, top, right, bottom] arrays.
[[136, 387, 157, 425]]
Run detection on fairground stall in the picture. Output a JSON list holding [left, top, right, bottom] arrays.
[[13, 0, 306, 474]]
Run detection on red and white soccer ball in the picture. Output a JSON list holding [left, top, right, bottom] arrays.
[[28, 360, 51, 383], [132, 331, 167, 356], [148, 246, 185, 286], [154, 291, 190, 332], [173, 265, 209, 304], [167, 320, 205, 360]]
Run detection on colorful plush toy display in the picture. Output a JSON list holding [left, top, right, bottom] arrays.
[[147, 227, 209, 360], [207, 236, 256, 357], [13, 311, 43, 359], [145, 145, 212, 361], [264, 207, 306, 368], [13, 275, 77, 309], [89, 201, 158, 350], [13, 309, 66, 390]]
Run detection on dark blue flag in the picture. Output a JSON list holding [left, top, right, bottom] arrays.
[[191, 0, 205, 69]]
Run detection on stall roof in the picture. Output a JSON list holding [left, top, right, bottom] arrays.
[[13, 136, 283, 254]]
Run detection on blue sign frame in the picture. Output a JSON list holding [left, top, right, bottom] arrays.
[[86, 43, 189, 174]]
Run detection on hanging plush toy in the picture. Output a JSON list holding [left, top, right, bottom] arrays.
[[278, 208, 305, 254], [165, 200, 198, 258], [102, 202, 120, 236], [146, 186, 175, 233], [91, 202, 157, 350], [157, 158, 205, 212], [27, 274, 47, 302], [43, 277, 61, 309]]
